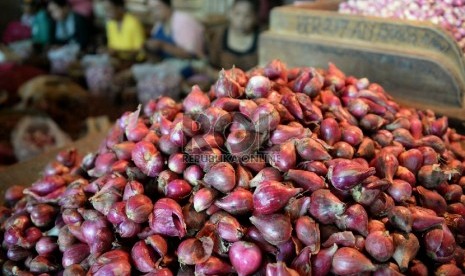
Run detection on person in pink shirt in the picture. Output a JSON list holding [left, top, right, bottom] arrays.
[[145, 0, 205, 60], [68, 0, 93, 18]]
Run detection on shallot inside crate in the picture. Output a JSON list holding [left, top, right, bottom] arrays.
[[260, 3, 465, 120]]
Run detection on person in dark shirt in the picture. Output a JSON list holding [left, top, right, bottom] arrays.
[[208, 0, 260, 71], [47, 0, 90, 49]]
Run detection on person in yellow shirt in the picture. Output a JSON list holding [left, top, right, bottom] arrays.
[[103, 0, 145, 61]]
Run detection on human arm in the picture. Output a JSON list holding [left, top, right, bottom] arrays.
[[146, 39, 196, 59]]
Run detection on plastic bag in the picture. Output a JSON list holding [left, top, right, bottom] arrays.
[[137, 74, 182, 104], [133, 59, 184, 103], [81, 54, 111, 68], [11, 116, 72, 161], [8, 40, 33, 60], [11, 116, 71, 161], [47, 44, 80, 74], [82, 54, 114, 97], [85, 66, 114, 97]]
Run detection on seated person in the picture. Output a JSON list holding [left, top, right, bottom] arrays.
[[31, 0, 53, 46], [102, 0, 146, 61], [68, 0, 94, 18], [145, 0, 205, 60], [47, 0, 90, 49], [112, 0, 205, 98], [209, 0, 260, 72], [2, 0, 39, 44], [21, 0, 35, 27]]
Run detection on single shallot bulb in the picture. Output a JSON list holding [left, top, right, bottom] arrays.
[[250, 213, 292, 246], [328, 160, 376, 191], [183, 85, 210, 113], [408, 260, 428, 276], [177, 237, 214, 265], [245, 75, 271, 98], [392, 232, 419, 272], [250, 167, 282, 188], [126, 194, 153, 223], [296, 137, 332, 161], [7, 246, 30, 262], [217, 215, 244, 242], [322, 231, 356, 248], [398, 149, 423, 174], [365, 231, 394, 262], [388, 206, 413, 233], [252, 103, 280, 133], [284, 196, 311, 221], [131, 141, 164, 177], [312, 244, 338, 276], [355, 138, 375, 159], [212, 97, 241, 111], [88, 249, 131, 275], [320, 117, 341, 145], [331, 247, 376, 275], [62, 243, 90, 268], [214, 188, 253, 215], [409, 206, 444, 232], [335, 203, 369, 236], [291, 246, 312, 276], [229, 241, 262, 276], [268, 140, 297, 172], [184, 165, 203, 186], [193, 187, 217, 212], [295, 216, 320, 253], [387, 179, 412, 203], [195, 256, 234, 275], [131, 240, 158, 273], [214, 69, 244, 98], [417, 186, 447, 216], [271, 124, 310, 145], [204, 162, 236, 193], [309, 189, 346, 224], [35, 236, 58, 257], [341, 124, 363, 146], [149, 198, 186, 238], [253, 180, 302, 215], [374, 152, 399, 183], [122, 180, 144, 201], [164, 179, 192, 200], [424, 224, 456, 263], [285, 169, 326, 192]]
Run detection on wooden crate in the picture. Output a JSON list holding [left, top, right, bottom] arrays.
[[260, 3, 465, 120]]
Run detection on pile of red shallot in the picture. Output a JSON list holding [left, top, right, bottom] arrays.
[[2, 60, 465, 275], [339, 0, 465, 54]]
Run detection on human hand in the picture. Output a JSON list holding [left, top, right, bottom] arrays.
[[145, 40, 164, 51]]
